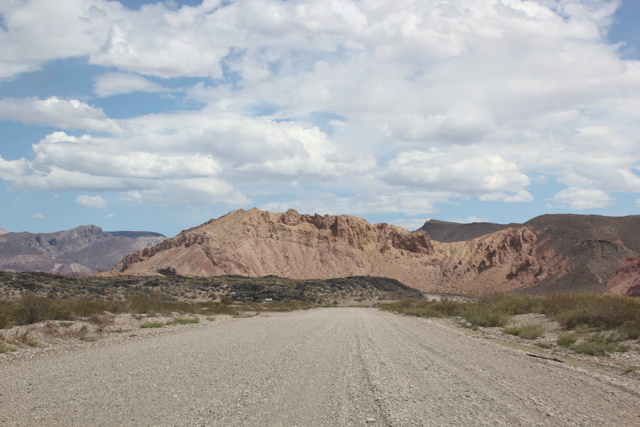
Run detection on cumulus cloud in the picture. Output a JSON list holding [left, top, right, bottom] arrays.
[[552, 187, 614, 210], [76, 195, 107, 209], [261, 189, 454, 217], [0, 97, 121, 133], [1, 0, 639, 217], [0, 0, 119, 79], [0, 111, 362, 207], [94, 72, 169, 97], [381, 149, 530, 196]]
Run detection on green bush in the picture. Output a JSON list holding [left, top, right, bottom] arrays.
[[139, 322, 164, 328], [0, 343, 16, 353], [571, 333, 626, 356], [618, 319, 640, 340], [503, 324, 545, 340], [543, 295, 640, 330], [482, 293, 543, 315], [557, 332, 578, 348], [431, 298, 463, 316], [13, 294, 52, 325], [0, 311, 12, 329], [462, 304, 509, 327], [169, 317, 200, 325], [380, 298, 464, 318]]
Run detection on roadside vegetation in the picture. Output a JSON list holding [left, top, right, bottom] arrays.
[[380, 293, 640, 357], [0, 274, 343, 352], [0, 272, 419, 347]]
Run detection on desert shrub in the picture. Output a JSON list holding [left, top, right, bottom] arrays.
[[139, 322, 164, 328], [571, 333, 626, 356], [462, 304, 509, 327], [557, 332, 578, 348], [380, 298, 464, 318], [482, 293, 543, 315], [543, 295, 640, 330], [0, 343, 16, 353], [431, 298, 463, 316], [15, 331, 39, 347], [71, 299, 111, 317], [264, 301, 315, 312], [13, 294, 52, 325], [126, 294, 167, 314], [199, 301, 240, 316], [618, 319, 640, 340], [45, 303, 73, 321], [503, 324, 545, 340], [382, 299, 437, 317], [0, 311, 12, 329], [0, 300, 15, 329]]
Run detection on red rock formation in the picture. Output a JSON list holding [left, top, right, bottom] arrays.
[[609, 257, 640, 296], [113, 209, 439, 290], [111, 209, 640, 295]]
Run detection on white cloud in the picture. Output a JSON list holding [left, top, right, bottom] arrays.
[[0, 97, 122, 133], [552, 187, 613, 210], [0, 111, 364, 207], [88, 3, 234, 78], [479, 191, 534, 203], [0, 0, 119, 80], [1, 0, 639, 218], [94, 72, 169, 97], [381, 150, 530, 196], [76, 195, 107, 209], [29, 213, 45, 219], [261, 189, 454, 217]]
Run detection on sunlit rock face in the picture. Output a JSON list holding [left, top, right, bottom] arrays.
[[112, 209, 640, 296]]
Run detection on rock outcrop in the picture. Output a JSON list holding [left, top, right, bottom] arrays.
[[112, 209, 640, 296], [0, 226, 165, 274], [114, 209, 438, 289]]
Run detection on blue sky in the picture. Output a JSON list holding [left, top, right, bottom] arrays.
[[1, 0, 639, 237]]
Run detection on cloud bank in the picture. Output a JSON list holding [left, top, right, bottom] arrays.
[[0, 0, 639, 217]]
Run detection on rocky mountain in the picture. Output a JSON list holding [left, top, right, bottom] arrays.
[[112, 209, 640, 296], [0, 226, 165, 274], [113, 209, 436, 289], [0, 228, 8, 235]]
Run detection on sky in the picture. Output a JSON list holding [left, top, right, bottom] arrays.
[[1, 0, 639, 237]]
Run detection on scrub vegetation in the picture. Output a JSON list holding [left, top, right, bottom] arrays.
[[0, 272, 420, 329], [380, 293, 640, 357]]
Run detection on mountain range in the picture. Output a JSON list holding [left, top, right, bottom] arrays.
[[110, 209, 640, 296], [0, 225, 165, 275], [2, 209, 639, 296]]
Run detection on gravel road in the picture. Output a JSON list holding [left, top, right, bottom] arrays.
[[2, 308, 639, 426]]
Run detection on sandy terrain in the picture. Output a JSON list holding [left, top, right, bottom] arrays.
[[1, 308, 639, 426]]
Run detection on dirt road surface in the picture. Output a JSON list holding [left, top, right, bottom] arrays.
[[2, 308, 639, 426]]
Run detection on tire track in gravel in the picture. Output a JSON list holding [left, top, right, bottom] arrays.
[[1, 308, 639, 426]]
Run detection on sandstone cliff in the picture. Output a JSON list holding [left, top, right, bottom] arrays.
[[114, 209, 439, 290], [112, 209, 640, 296]]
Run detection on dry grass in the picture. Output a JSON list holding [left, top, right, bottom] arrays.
[[381, 293, 640, 358]]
